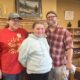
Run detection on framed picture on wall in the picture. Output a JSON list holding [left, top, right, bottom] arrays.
[[65, 11, 74, 20], [15, 0, 42, 19]]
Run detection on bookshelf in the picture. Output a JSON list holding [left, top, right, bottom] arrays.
[[67, 28, 80, 67]]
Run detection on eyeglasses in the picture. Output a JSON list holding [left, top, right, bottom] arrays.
[[47, 16, 56, 18]]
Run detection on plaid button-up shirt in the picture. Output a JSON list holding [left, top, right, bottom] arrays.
[[46, 26, 73, 67]]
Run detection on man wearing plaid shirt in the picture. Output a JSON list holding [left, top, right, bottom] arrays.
[[46, 11, 73, 80]]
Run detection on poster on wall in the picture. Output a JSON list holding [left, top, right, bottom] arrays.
[[15, 0, 42, 19], [65, 11, 74, 20]]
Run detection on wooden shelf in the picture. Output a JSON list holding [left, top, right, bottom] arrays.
[[67, 28, 80, 67], [0, 18, 46, 32]]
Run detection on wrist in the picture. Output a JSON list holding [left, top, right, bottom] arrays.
[[66, 63, 71, 70], [66, 65, 70, 70]]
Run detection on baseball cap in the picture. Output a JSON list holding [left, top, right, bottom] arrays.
[[8, 13, 22, 20]]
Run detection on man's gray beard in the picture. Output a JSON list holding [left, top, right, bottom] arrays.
[[48, 21, 55, 26], [48, 22, 58, 28]]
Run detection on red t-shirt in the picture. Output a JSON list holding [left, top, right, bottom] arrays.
[[0, 28, 28, 74]]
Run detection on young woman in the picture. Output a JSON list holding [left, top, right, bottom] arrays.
[[18, 21, 52, 80], [0, 13, 28, 80]]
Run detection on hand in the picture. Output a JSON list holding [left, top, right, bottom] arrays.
[[70, 64, 76, 74], [0, 70, 2, 79], [63, 69, 69, 78], [62, 66, 69, 79]]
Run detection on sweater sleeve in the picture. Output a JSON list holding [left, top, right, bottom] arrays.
[[18, 39, 30, 67]]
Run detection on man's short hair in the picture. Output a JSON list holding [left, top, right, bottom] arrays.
[[46, 11, 57, 18]]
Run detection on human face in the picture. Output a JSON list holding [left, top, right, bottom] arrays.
[[33, 23, 45, 37], [46, 13, 58, 27], [8, 18, 20, 31]]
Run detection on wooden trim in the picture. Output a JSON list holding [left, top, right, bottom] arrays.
[[76, 67, 80, 72]]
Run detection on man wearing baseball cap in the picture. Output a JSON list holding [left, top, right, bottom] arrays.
[[8, 13, 22, 20], [0, 13, 28, 80]]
